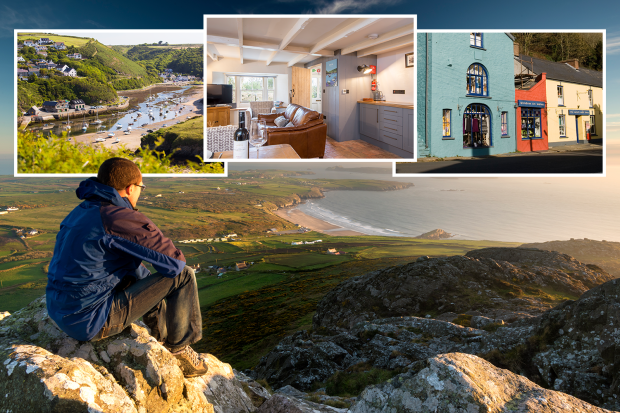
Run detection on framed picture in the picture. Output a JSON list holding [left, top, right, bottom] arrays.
[[326, 59, 338, 87], [405, 52, 414, 68]]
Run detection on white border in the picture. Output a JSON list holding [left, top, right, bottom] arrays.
[[394, 28, 606, 178], [14, 29, 227, 178], [205, 14, 417, 163]]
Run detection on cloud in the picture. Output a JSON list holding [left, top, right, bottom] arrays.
[[607, 33, 620, 55], [312, 0, 402, 14], [0, 4, 56, 37], [606, 113, 620, 118]]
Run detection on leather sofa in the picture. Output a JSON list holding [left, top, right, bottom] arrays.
[[257, 104, 327, 158]]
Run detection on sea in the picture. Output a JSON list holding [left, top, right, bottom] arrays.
[[233, 163, 620, 243]]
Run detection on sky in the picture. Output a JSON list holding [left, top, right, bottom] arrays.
[[1, 0, 619, 166]]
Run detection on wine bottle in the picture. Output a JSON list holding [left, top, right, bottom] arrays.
[[233, 111, 249, 159]]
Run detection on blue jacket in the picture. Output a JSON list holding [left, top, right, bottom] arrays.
[[46, 178, 186, 341]]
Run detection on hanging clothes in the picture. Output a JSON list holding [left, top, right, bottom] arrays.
[[472, 118, 480, 133], [464, 116, 471, 132], [480, 118, 488, 134]]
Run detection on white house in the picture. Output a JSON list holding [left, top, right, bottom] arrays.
[[62, 67, 77, 77], [17, 56, 25, 62], [53, 42, 66, 50], [23, 40, 36, 47], [67, 53, 82, 60], [38, 38, 53, 45]]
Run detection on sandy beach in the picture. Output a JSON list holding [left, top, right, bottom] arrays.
[[73, 89, 203, 151], [274, 206, 366, 236]]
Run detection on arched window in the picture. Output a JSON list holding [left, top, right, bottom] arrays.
[[466, 63, 488, 96], [463, 104, 491, 148]]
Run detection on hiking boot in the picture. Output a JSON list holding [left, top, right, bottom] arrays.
[[171, 346, 209, 378]]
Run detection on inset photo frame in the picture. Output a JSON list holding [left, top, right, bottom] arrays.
[[405, 52, 414, 67]]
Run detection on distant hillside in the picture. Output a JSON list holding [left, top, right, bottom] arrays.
[[79, 40, 150, 78], [520, 239, 620, 277], [512, 32, 602, 71], [17, 33, 91, 47], [126, 45, 204, 77]]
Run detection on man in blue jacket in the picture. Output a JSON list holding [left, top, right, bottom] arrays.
[[46, 157, 208, 377]]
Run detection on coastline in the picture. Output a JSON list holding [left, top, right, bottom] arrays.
[[72, 89, 203, 151], [274, 204, 367, 236]]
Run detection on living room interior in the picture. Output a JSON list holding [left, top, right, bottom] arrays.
[[205, 16, 415, 159]]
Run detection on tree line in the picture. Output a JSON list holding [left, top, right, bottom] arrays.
[[512, 32, 602, 71]]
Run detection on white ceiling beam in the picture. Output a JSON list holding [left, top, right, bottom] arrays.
[[206, 44, 220, 61], [356, 35, 414, 57], [207, 35, 239, 46], [266, 51, 278, 66], [279, 17, 312, 50], [309, 18, 380, 54], [287, 54, 306, 67], [237, 18, 244, 64], [341, 23, 414, 55]]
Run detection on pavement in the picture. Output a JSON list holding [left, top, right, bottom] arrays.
[[397, 143, 603, 174]]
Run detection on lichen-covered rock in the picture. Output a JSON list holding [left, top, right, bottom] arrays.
[[0, 296, 259, 413], [255, 393, 346, 413], [349, 353, 613, 413], [313, 249, 613, 333]]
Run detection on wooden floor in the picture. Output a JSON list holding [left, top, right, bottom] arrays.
[[323, 137, 401, 159]]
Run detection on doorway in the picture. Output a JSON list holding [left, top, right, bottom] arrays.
[[310, 64, 322, 113]]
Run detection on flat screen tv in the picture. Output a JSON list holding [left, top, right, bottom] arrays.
[[207, 84, 233, 106]]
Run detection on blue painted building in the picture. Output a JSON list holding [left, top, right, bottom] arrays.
[[418, 33, 516, 158]]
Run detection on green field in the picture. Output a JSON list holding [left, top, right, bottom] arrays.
[[18, 33, 92, 47]]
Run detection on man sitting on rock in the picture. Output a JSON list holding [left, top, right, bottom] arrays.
[[46, 157, 208, 378]]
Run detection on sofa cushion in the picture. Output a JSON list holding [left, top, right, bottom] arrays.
[[274, 116, 288, 127], [284, 104, 300, 121], [285, 122, 295, 127], [291, 107, 320, 127]]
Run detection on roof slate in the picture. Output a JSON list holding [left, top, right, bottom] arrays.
[[518, 54, 602, 88]]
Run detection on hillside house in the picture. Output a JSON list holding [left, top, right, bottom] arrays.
[[62, 67, 77, 77], [235, 262, 248, 271], [69, 99, 85, 110], [34, 45, 47, 53], [38, 38, 53, 45], [42, 100, 68, 113], [53, 42, 66, 50], [28, 230, 38, 235], [24, 40, 36, 47], [327, 248, 339, 255], [27, 68, 40, 76], [25, 106, 40, 116], [155, 194, 162, 197], [17, 68, 28, 77], [67, 53, 82, 60], [17, 56, 25, 62]]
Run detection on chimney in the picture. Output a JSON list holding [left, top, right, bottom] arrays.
[[561, 58, 579, 70], [513, 42, 520, 57]]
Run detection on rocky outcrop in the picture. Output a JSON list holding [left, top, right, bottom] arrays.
[[0, 296, 261, 413], [414, 229, 453, 240], [253, 249, 620, 410], [349, 353, 613, 413], [312, 248, 614, 332]]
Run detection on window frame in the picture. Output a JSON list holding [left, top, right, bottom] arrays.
[[466, 63, 489, 97], [520, 108, 542, 140], [559, 114, 566, 137], [225, 74, 277, 104], [501, 111, 508, 136], [590, 114, 596, 135], [442, 109, 451, 138], [557, 85, 564, 106], [463, 103, 492, 148], [588, 89, 593, 108], [470, 33, 483, 48]]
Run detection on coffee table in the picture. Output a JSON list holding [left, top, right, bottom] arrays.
[[215, 144, 300, 159]]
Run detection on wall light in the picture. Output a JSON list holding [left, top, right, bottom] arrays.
[[357, 65, 373, 75]]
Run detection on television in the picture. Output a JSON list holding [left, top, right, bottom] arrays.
[[207, 84, 233, 106]]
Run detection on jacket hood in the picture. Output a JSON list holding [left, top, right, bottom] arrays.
[[76, 178, 133, 209]]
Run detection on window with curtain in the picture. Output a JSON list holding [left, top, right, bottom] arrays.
[[501, 112, 508, 136], [559, 114, 566, 136], [466, 63, 488, 96], [470, 33, 482, 48], [557, 85, 564, 106], [442, 109, 451, 137]]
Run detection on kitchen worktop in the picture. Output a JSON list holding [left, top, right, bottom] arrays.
[[357, 100, 414, 109]]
